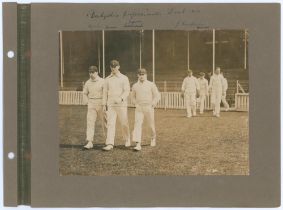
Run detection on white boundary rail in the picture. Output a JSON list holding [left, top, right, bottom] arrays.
[[59, 91, 83, 105], [59, 91, 212, 110], [59, 91, 249, 111], [235, 93, 249, 111]]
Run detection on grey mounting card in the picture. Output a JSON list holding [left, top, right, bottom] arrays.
[[3, 3, 280, 207]]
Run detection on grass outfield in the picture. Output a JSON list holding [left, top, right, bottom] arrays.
[[59, 105, 249, 176]]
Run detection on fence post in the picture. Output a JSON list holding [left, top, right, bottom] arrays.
[[162, 81, 168, 111], [165, 92, 167, 111], [236, 80, 239, 94], [235, 93, 238, 111], [164, 81, 167, 92]]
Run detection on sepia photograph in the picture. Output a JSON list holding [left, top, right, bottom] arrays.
[[58, 30, 249, 176], [3, 2, 280, 207]]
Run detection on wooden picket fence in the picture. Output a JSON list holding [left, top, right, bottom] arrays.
[[235, 93, 249, 111], [59, 91, 248, 111], [59, 91, 212, 110], [59, 91, 84, 105]]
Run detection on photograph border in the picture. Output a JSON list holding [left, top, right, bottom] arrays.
[[4, 3, 280, 207]]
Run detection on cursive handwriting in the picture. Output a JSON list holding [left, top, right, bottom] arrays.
[[175, 20, 207, 29], [87, 8, 201, 20], [86, 7, 204, 29], [167, 8, 186, 15], [124, 20, 143, 28], [122, 9, 162, 20], [86, 10, 120, 20]]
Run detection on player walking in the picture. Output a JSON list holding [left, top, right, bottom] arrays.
[[102, 60, 131, 151], [209, 67, 225, 117], [131, 68, 161, 151], [181, 69, 200, 118], [83, 66, 106, 149], [198, 72, 209, 114]]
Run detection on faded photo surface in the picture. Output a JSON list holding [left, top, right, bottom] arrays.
[[59, 30, 249, 176]]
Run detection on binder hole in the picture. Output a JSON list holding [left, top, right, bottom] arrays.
[[8, 152, 15, 160], [7, 51, 15, 58]]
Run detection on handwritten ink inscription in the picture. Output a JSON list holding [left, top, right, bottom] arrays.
[[86, 7, 205, 29], [122, 9, 162, 20], [86, 11, 120, 20], [124, 20, 143, 28]]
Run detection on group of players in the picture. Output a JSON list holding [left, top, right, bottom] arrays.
[[82, 59, 229, 151], [83, 60, 160, 151], [182, 66, 229, 118]]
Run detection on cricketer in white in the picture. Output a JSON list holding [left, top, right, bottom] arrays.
[[83, 66, 106, 149], [198, 72, 209, 114], [209, 67, 225, 117], [102, 60, 131, 151], [131, 68, 161, 151], [181, 69, 200, 118]]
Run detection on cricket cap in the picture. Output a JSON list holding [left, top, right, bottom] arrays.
[[88, 66, 98, 72], [138, 68, 147, 75], [110, 60, 120, 67]]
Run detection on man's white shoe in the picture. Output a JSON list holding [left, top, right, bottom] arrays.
[[125, 140, 131, 147], [83, 141, 93, 149], [102, 144, 113, 151], [216, 114, 220, 118], [134, 143, 141, 151], [186, 115, 192, 118], [150, 139, 156, 147]]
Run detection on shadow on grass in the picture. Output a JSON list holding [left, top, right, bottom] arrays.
[[164, 115, 186, 118], [60, 143, 105, 150], [59, 143, 153, 151]]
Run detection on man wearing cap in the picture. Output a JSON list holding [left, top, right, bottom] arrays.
[[83, 66, 106, 149], [209, 67, 225, 117], [102, 60, 131, 151], [131, 68, 160, 151], [198, 72, 209, 114], [181, 69, 200, 118]]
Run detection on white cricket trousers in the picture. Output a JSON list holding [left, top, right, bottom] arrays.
[[105, 106, 130, 146], [185, 93, 196, 116], [86, 101, 106, 142], [132, 105, 156, 143], [199, 94, 206, 113], [221, 93, 230, 110], [211, 91, 222, 115]]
